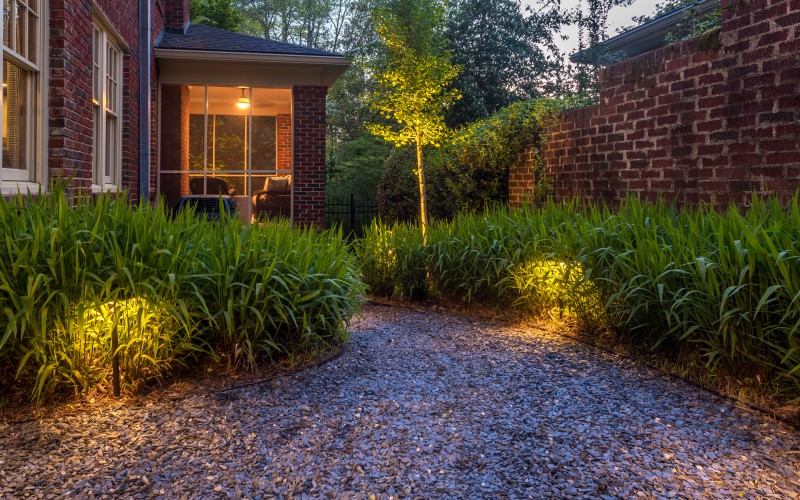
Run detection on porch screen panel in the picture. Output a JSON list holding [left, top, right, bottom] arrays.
[[160, 85, 290, 222], [250, 116, 276, 172]]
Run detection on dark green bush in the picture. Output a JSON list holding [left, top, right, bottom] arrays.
[[376, 146, 454, 224], [326, 134, 391, 204], [376, 97, 575, 222]]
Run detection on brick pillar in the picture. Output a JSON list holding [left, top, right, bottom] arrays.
[[276, 114, 292, 170], [292, 86, 327, 228], [159, 84, 190, 209], [49, 0, 95, 193], [163, 0, 190, 31]]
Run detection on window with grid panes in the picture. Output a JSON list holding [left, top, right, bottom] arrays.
[[1, 0, 40, 184], [92, 22, 122, 188]]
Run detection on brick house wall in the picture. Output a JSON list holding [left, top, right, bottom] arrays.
[[48, 0, 106, 194], [292, 86, 327, 228], [158, 84, 190, 208], [41, 0, 339, 224], [511, 0, 800, 207], [276, 114, 292, 170], [46, 0, 175, 202]]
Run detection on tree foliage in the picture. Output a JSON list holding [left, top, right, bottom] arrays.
[[571, 0, 633, 97], [366, 0, 459, 149], [377, 97, 581, 222], [235, 0, 355, 51], [628, 0, 721, 43], [366, 0, 460, 238], [326, 135, 391, 204], [444, 0, 567, 126], [191, 0, 244, 31]]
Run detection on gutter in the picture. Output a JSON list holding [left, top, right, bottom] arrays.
[[138, 0, 151, 204], [153, 48, 351, 66], [570, 0, 720, 64]]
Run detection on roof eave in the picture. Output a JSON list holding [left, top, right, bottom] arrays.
[[154, 47, 350, 66], [155, 48, 351, 86], [569, 0, 720, 64]]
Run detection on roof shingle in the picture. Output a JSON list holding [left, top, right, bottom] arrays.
[[156, 24, 343, 58]]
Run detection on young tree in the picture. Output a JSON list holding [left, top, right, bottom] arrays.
[[366, 0, 460, 240]]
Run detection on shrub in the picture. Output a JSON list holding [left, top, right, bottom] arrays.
[[357, 219, 428, 299], [376, 145, 455, 223], [326, 134, 391, 204], [0, 187, 364, 400], [357, 196, 800, 386], [376, 97, 578, 222]]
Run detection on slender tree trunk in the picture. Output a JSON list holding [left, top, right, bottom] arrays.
[[415, 137, 429, 242]]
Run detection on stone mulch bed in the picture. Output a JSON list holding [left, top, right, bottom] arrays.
[[1, 304, 799, 498]]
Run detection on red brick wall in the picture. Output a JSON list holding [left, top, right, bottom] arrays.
[[158, 84, 190, 209], [512, 0, 800, 207], [277, 114, 292, 170], [49, 0, 142, 200], [292, 86, 327, 228], [48, 1, 95, 193]]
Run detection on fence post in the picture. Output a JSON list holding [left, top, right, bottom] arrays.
[[350, 194, 356, 234]]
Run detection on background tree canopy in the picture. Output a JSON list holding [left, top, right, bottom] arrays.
[[190, 0, 244, 31], [444, 0, 567, 127]]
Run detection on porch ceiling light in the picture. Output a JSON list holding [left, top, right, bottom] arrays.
[[236, 87, 250, 109]]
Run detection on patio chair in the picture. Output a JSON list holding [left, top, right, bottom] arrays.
[[252, 175, 291, 220], [189, 177, 236, 196], [173, 195, 239, 221]]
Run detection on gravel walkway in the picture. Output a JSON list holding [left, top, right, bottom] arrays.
[[1, 304, 799, 498]]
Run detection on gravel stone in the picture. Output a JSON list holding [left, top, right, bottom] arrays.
[[1, 305, 799, 497]]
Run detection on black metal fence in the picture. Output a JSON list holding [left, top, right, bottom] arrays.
[[326, 194, 378, 237]]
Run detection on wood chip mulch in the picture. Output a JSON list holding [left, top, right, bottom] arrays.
[[1, 304, 799, 498]]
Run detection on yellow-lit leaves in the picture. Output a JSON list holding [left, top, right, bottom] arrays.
[[366, 0, 460, 150]]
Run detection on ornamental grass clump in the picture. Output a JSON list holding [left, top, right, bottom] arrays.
[[356, 219, 427, 299], [196, 219, 364, 368], [0, 189, 203, 399], [357, 196, 800, 387], [0, 187, 363, 401]]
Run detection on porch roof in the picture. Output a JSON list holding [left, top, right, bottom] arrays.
[[157, 24, 342, 58], [155, 24, 351, 87]]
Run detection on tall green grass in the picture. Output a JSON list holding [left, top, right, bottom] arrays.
[[358, 196, 800, 386], [0, 188, 363, 400]]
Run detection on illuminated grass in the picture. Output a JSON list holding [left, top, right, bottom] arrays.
[[0, 187, 364, 400], [358, 196, 800, 387]]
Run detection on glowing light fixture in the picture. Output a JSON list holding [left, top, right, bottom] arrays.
[[236, 87, 250, 109]]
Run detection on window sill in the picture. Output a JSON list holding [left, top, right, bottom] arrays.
[[1, 182, 44, 196], [92, 184, 120, 194]]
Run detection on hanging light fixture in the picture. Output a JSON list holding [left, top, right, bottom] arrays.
[[236, 87, 250, 109]]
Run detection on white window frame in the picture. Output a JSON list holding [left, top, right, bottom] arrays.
[[0, 0, 45, 192], [92, 13, 124, 192]]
